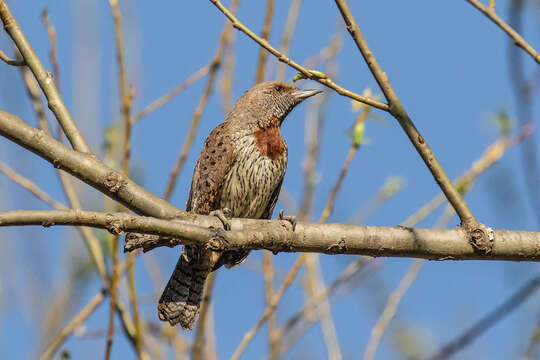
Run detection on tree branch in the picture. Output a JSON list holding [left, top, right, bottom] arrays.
[[0, 1, 91, 153], [466, 0, 540, 65], [333, 0, 487, 242], [0, 209, 538, 261], [208, 0, 389, 111], [0, 48, 24, 66]]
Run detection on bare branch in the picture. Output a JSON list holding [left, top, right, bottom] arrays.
[[40, 290, 107, 360], [363, 260, 424, 360], [131, 62, 212, 124], [254, 0, 274, 84], [192, 272, 217, 360], [0, 48, 24, 66], [333, 0, 486, 242], [0, 1, 91, 153], [41, 10, 60, 92], [0, 209, 536, 262], [0, 161, 66, 209], [276, 0, 302, 81], [466, 0, 540, 65], [230, 255, 306, 360], [429, 275, 540, 360], [208, 0, 389, 111], [0, 110, 181, 218]]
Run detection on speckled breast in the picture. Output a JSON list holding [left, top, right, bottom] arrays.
[[218, 134, 287, 218]]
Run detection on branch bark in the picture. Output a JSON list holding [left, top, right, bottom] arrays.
[[0, 209, 539, 262]]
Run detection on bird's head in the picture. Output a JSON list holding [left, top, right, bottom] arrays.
[[227, 81, 322, 129]]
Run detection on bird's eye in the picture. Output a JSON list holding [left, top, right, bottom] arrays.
[[274, 85, 283, 92]]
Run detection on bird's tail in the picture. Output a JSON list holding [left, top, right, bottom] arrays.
[[157, 246, 215, 330]]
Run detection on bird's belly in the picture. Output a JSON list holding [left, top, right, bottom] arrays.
[[219, 136, 287, 218]]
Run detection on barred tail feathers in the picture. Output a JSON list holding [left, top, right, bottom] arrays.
[[157, 246, 215, 330]]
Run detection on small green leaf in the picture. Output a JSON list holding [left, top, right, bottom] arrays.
[[346, 121, 365, 147], [456, 180, 470, 195], [490, 108, 514, 136], [382, 176, 406, 197]]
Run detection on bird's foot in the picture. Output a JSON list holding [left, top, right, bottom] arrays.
[[210, 208, 232, 231], [279, 209, 297, 232]]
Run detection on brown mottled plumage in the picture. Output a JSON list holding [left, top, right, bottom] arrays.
[[158, 81, 321, 330]]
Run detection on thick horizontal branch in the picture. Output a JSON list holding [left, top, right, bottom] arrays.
[[1, 209, 539, 262]]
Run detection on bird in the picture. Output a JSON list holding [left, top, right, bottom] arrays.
[[157, 81, 322, 330]]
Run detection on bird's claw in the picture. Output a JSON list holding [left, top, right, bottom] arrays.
[[279, 209, 296, 232], [210, 208, 232, 231]]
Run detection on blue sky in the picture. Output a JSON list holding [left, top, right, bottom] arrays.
[[1, 0, 540, 359]]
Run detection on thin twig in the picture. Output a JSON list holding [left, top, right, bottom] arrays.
[[319, 88, 373, 223], [334, 0, 483, 238], [363, 260, 424, 360], [298, 47, 340, 221], [276, 257, 377, 357], [163, 0, 239, 200], [298, 55, 345, 360], [192, 272, 217, 360], [131, 62, 212, 124], [18, 59, 108, 281], [205, 304, 219, 360], [466, 0, 540, 64], [41, 10, 60, 92], [402, 123, 534, 227], [347, 176, 406, 225], [254, 0, 274, 84], [263, 251, 279, 360], [524, 319, 540, 360], [365, 127, 534, 360], [305, 254, 343, 360], [219, 1, 240, 117], [0, 1, 91, 153], [106, 1, 145, 359], [0, 48, 24, 66], [208, 0, 389, 111], [0, 161, 66, 209], [507, 0, 540, 227], [429, 275, 540, 360], [276, 0, 302, 81], [40, 290, 107, 360], [304, 32, 344, 69], [230, 255, 306, 360], [320, 146, 357, 223]]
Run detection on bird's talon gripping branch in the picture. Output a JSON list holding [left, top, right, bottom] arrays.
[[279, 209, 297, 232], [209, 209, 232, 231]]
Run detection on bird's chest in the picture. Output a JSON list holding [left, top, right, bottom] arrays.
[[219, 132, 287, 218]]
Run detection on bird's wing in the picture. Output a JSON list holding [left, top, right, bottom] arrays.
[[186, 122, 235, 215]]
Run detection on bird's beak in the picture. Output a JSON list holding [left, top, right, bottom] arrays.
[[292, 89, 323, 101]]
